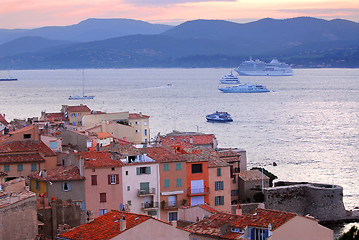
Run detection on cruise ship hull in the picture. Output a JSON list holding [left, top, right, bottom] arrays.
[[235, 70, 293, 76]]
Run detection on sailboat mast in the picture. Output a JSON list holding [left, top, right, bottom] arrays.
[[82, 70, 85, 97]]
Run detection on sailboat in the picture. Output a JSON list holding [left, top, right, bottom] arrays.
[[69, 70, 95, 100]]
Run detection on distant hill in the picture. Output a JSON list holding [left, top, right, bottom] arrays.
[[0, 17, 358, 69], [0, 18, 172, 44]]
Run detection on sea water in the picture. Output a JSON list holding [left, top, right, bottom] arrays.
[[1, 68, 358, 237]]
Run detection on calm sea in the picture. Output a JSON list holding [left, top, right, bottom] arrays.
[[1, 68, 358, 237]]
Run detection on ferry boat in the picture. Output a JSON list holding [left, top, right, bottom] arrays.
[[218, 82, 270, 93], [235, 58, 293, 76], [206, 111, 233, 122], [219, 71, 240, 84]]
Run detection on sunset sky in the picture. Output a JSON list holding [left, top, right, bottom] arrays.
[[1, 0, 358, 29]]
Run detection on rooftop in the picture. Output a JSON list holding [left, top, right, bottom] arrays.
[[0, 153, 45, 164], [129, 113, 150, 119], [58, 210, 158, 240], [67, 105, 91, 113], [29, 165, 84, 181], [0, 140, 56, 156], [238, 169, 270, 181], [79, 151, 124, 168], [159, 132, 216, 148], [146, 146, 183, 163]]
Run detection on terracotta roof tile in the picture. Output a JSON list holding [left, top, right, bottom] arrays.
[[44, 112, 64, 122], [29, 165, 84, 181], [0, 140, 56, 156], [238, 170, 269, 181], [79, 151, 124, 168], [129, 113, 150, 119], [96, 132, 113, 139], [67, 105, 91, 112], [0, 153, 45, 164], [160, 133, 215, 148], [199, 204, 218, 214], [58, 210, 151, 240], [101, 144, 143, 156], [146, 146, 183, 163]]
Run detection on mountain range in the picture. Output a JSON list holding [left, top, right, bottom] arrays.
[[0, 17, 358, 69]]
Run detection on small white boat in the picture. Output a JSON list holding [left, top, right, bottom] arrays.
[[206, 111, 233, 122], [219, 71, 240, 84]]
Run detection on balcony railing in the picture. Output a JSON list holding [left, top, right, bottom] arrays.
[[137, 188, 156, 196], [162, 201, 179, 210], [187, 187, 210, 196], [141, 201, 159, 209]]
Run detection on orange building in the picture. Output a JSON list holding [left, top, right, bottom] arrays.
[[146, 146, 187, 222]]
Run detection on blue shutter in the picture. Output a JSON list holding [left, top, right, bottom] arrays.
[[68, 182, 72, 191], [136, 167, 140, 175], [264, 229, 269, 239], [250, 228, 255, 240], [147, 166, 151, 174], [81, 201, 86, 211]]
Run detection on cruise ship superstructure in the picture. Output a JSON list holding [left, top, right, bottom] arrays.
[[235, 58, 293, 76]]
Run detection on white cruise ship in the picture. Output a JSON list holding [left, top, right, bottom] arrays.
[[235, 58, 293, 76]]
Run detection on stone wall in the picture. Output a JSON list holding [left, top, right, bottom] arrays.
[[264, 181, 347, 221], [0, 196, 38, 240]]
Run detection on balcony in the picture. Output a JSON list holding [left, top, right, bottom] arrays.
[[141, 201, 159, 210], [137, 188, 156, 197], [187, 187, 210, 196], [162, 201, 180, 210]]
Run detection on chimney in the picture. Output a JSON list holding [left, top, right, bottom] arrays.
[[120, 215, 126, 231], [42, 169, 47, 178], [236, 204, 242, 216]]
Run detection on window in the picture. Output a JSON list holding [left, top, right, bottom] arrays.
[[135, 121, 139, 125], [49, 141, 57, 149], [231, 190, 239, 196], [217, 168, 221, 176], [144, 129, 148, 136], [250, 228, 269, 240], [135, 129, 139, 133], [17, 164, 23, 171], [136, 166, 151, 175], [164, 179, 170, 188], [215, 196, 224, 206], [126, 171, 128, 175], [164, 163, 169, 171], [127, 200, 132, 206], [23, 134, 31, 139], [233, 175, 237, 183], [4, 165, 9, 172], [215, 181, 224, 191], [91, 175, 97, 185], [191, 164, 202, 173], [62, 182, 72, 191], [31, 163, 37, 171], [36, 181, 40, 190], [100, 209, 107, 215], [176, 178, 182, 187], [108, 174, 119, 184], [147, 210, 157, 216], [100, 193, 106, 202], [176, 162, 181, 170], [127, 186, 130, 191], [144, 121, 147, 126], [70, 113, 74, 117], [168, 212, 178, 221]]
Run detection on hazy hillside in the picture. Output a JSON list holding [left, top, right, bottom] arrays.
[[0, 17, 358, 69], [0, 18, 172, 44]]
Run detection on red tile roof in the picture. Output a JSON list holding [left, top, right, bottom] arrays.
[[67, 105, 91, 112], [199, 204, 218, 214], [101, 144, 143, 156], [235, 208, 296, 230], [96, 132, 113, 139], [129, 113, 150, 119], [185, 208, 298, 239], [44, 112, 64, 122], [58, 210, 154, 240], [28, 165, 84, 181], [79, 151, 124, 168], [237, 170, 269, 181], [0, 140, 56, 156], [146, 146, 183, 163], [160, 133, 215, 148], [0, 153, 45, 164]]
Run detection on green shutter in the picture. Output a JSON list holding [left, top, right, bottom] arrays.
[[164, 164, 169, 171], [147, 166, 151, 174], [4, 165, 9, 172], [176, 163, 181, 170], [221, 181, 224, 190], [136, 167, 140, 175], [221, 196, 224, 205], [176, 178, 182, 187], [217, 168, 221, 176], [164, 179, 170, 188]]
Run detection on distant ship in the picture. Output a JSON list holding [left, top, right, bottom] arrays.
[[235, 58, 293, 76], [219, 71, 240, 84], [206, 111, 233, 122], [218, 82, 270, 93], [0, 78, 17, 81]]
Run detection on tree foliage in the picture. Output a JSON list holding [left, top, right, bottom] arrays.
[[338, 226, 359, 240]]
